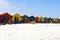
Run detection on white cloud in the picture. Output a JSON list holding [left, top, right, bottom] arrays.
[[0, 0, 19, 14]]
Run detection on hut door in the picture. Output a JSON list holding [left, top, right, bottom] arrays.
[[15, 17, 19, 21], [15, 17, 17, 21], [14, 17, 19, 23]]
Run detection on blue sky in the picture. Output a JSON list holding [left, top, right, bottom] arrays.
[[0, 0, 60, 18]]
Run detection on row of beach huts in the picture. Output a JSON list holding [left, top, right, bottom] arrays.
[[0, 13, 60, 25]]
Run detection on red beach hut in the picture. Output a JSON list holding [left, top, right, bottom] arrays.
[[1, 13, 12, 24]]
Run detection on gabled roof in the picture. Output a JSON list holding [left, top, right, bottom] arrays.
[[1, 12, 12, 17], [13, 13, 21, 17]]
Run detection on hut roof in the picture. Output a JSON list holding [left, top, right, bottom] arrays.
[[2, 13, 12, 17], [13, 13, 21, 17]]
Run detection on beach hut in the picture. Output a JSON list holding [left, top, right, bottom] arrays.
[[22, 15, 29, 23], [38, 16, 44, 23], [51, 18, 54, 23], [29, 16, 36, 24], [55, 18, 58, 23], [47, 17, 52, 23], [35, 16, 39, 23], [12, 13, 22, 24], [58, 19, 60, 23], [44, 17, 49, 23], [52, 18, 58, 23], [1, 13, 12, 24]]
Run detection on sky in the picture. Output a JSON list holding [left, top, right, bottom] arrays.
[[0, 0, 60, 18]]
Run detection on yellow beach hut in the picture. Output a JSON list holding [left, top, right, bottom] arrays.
[[38, 16, 44, 23], [11, 13, 22, 23]]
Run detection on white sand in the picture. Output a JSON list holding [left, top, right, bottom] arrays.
[[0, 24, 60, 40]]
